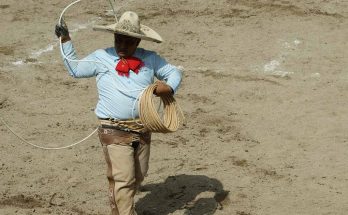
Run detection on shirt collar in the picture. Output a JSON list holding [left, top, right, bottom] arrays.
[[113, 48, 141, 61]]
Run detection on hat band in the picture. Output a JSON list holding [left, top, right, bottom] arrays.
[[116, 20, 140, 34]]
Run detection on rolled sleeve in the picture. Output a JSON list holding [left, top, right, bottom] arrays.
[[153, 54, 182, 93], [61, 41, 98, 78]]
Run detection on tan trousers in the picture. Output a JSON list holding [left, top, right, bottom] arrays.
[[98, 127, 151, 215]]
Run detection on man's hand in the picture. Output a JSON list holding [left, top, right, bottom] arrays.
[[55, 19, 70, 42], [153, 81, 173, 97]]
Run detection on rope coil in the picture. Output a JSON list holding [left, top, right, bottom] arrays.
[[0, 1, 185, 150], [0, 84, 184, 150], [139, 83, 185, 133]]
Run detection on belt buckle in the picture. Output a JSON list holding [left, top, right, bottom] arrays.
[[103, 128, 112, 134]]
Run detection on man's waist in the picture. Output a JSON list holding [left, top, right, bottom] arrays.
[[95, 104, 140, 120], [99, 118, 146, 133]]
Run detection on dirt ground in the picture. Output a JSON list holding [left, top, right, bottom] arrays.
[[1, 0, 348, 214]]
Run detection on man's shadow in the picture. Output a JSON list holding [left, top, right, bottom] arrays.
[[136, 174, 229, 215]]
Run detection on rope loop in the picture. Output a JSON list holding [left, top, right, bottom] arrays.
[[139, 83, 185, 133]]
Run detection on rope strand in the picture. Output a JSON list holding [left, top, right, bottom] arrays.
[[0, 83, 184, 150], [139, 83, 185, 133], [0, 1, 184, 150], [0, 115, 98, 150]]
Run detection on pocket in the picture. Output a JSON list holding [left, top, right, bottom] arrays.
[[98, 128, 133, 145], [98, 132, 115, 145]]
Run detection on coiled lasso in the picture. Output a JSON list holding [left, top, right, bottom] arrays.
[[139, 83, 185, 133], [0, 0, 184, 151]]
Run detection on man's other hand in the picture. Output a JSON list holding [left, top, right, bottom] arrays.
[[153, 81, 173, 97], [55, 19, 70, 42]]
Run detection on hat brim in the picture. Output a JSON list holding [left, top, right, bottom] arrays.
[[93, 23, 163, 43]]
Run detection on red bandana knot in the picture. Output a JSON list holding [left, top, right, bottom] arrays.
[[115, 57, 144, 77]]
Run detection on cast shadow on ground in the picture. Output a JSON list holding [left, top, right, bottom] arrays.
[[136, 174, 229, 215]]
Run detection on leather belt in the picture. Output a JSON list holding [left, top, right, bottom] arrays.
[[100, 124, 140, 134], [99, 118, 146, 134], [98, 127, 137, 145]]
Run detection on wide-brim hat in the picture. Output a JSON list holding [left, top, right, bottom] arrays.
[[93, 11, 163, 43]]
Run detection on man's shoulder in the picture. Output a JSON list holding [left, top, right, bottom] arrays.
[[91, 47, 116, 56], [136, 48, 158, 59], [104, 47, 117, 55]]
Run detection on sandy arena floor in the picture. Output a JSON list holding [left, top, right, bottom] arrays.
[[1, 0, 348, 214]]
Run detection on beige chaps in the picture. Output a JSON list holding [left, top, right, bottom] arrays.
[[98, 126, 151, 215]]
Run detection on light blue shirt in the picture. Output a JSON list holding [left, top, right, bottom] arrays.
[[61, 41, 182, 120]]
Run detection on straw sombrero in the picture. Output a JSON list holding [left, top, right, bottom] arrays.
[[93, 11, 163, 43]]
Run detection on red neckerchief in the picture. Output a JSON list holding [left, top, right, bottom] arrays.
[[115, 57, 144, 77]]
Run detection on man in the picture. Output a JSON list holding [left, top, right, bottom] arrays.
[[55, 11, 182, 215]]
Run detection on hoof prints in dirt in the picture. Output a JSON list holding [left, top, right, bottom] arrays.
[[186, 93, 212, 104], [0, 194, 43, 209], [227, 155, 284, 180], [0, 46, 15, 56], [228, 0, 344, 19], [0, 97, 11, 109], [233, 75, 281, 86], [237, 211, 252, 215], [0, 5, 10, 9], [0, 194, 96, 214], [140, 0, 344, 29]]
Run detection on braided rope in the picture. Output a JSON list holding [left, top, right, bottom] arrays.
[[0, 83, 184, 150], [0, 115, 98, 150], [0, 1, 184, 150], [139, 83, 185, 133]]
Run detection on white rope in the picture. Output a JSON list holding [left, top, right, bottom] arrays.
[[59, 0, 147, 120], [58, 0, 145, 96], [59, 0, 81, 25], [58, 0, 111, 71], [0, 115, 98, 150], [132, 87, 146, 125], [0, 0, 158, 150], [107, 0, 118, 22], [0, 0, 102, 150]]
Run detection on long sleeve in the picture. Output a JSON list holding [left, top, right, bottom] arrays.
[[153, 53, 182, 93], [58, 46, 182, 119], [61, 41, 99, 78]]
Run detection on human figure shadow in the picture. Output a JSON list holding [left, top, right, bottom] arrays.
[[136, 174, 229, 215]]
